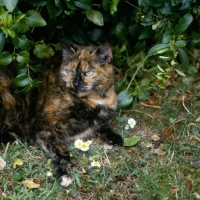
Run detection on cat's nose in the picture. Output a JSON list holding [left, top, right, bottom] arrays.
[[73, 76, 80, 88]]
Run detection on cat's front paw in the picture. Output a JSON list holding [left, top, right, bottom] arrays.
[[54, 158, 74, 187], [107, 133, 124, 146], [60, 175, 73, 187], [100, 132, 124, 146]]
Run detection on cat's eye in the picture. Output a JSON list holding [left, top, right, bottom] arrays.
[[66, 69, 74, 76], [85, 71, 94, 77]]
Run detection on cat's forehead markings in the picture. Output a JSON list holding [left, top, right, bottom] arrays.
[[78, 50, 85, 59], [78, 49, 92, 60]]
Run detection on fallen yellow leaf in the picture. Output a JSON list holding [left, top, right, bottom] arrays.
[[0, 157, 6, 170], [192, 136, 200, 142], [13, 158, 23, 169], [21, 180, 40, 189], [150, 134, 160, 141], [154, 148, 163, 156]]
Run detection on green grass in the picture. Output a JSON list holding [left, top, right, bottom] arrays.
[[1, 87, 200, 199]]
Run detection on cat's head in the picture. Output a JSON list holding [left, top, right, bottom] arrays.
[[59, 42, 115, 98]]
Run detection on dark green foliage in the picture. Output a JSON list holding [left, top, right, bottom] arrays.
[[0, 0, 199, 105]]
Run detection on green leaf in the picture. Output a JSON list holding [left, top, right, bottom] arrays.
[[0, 31, 5, 53], [156, 47, 169, 54], [12, 172, 23, 181], [135, 86, 149, 100], [175, 40, 186, 48], [17, 65, 27, 74], [14, 74, 30, 87], [3, 0, 18, 12], [110, 0, 120, 15], [102, 0, 109, 11], [30, 64, 42, 73], [177, 48, 189, 69], [24, 10, 47, 27], [18, 35, 31, 50], [174, 14, 193, 34], [162, 30, 171, 43], [71, 29, 89, 45], [31, 79, 43, 87], [16, 51, 30, 64], [33, 43, 50, 58], [1, 27, 15, 38], [74, 173, 82, 187], [0, 51, 12, 65], [29, 0, 47, 7], [123, 136, 141, 147], [86, 9, 104, 26], [87, 28, 103, 42], [138, 27, 153, 40], [20, 85, 32, 93], [12, 14, 26, 24], [47, 0, 63, 19], [66, 1, 78, 10], [162, 2, 172, 14], [74, 1, 91, 9], [117, 90, 133, 108], [128, 24, 140, 38], [115, 79, 126, 94], [148, 43, 169, 57], [175, 68, 186, 76], [152, 21, 161, 30]]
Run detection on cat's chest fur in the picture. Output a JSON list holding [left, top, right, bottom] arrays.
[[36, 77, 117, 140]]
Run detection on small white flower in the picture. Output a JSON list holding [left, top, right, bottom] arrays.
[[85, 140, 92, 146], [125, 124, 130, 130], [47, 171, 53, 177], [74, 139, 84, 149], [0, 157, 6, 170], [128, 118, 137, 128], [80, 142, 90, 151], [66, 190, 70, 194], [91, 160, 101, 168], [47, 159, 52, 164]]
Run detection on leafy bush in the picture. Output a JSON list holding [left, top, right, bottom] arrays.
[[0, 0, 199, 104]]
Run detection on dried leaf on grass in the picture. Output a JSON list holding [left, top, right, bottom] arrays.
[[195, 117, 200, 122], [192, 136, 200, 142], [186, 180, 192, 194], [0, 157, 6, 170], [171, 187, 180, 194], [150, 134, 160, 141], [21, 180, 40, 189], [163, 124, 175, 142], [162, 118, 185, 142], [13, 158, 23, 168], [153, 148, 162, 156], [139, 101, 161, 109]]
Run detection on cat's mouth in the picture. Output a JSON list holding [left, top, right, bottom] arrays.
[[70, 88, 89, 98]]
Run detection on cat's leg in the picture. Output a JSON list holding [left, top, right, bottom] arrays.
[[99, 126, 124, 145], [36, 131, 73, 187]]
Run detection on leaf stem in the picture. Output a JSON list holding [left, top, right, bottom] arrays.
[[126, 55, 148, 91]]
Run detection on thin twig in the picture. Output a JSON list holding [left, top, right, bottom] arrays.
[[122, 109, 155, 119], [125, 1, 161, 18], [126, 56, 148, 91], [182, 95, 195, 117]]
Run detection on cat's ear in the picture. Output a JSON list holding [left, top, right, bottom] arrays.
[[93, 43, 113, 64], [59, 39, 79, 61]]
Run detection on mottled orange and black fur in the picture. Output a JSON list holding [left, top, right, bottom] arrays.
[[0, 42, 123, 187]]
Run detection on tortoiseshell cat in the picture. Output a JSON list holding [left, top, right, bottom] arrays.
[[0, 42, 123, 187]]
